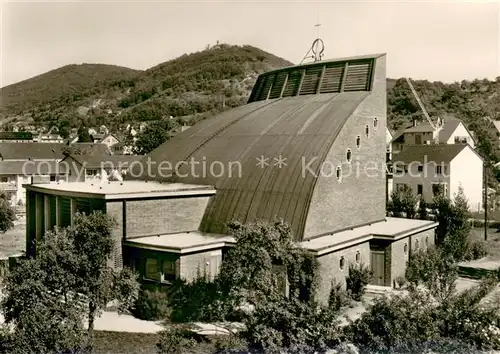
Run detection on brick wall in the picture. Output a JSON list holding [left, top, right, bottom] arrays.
[[389, 228, 436, 286], [125, 196, 210, 238], [105, 201, 124, 270], [315, 242, 371, 304], [304, 56, 387, 238]]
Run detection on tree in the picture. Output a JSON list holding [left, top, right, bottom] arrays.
[[387, 186, 417, 218], [77, 125, 92, 143], [417, 196, 429, 220], [1, 212, 140, 352], [0, 192, 16, 233], [133, 119, 179, 155], [1, 230, 86, 353], [68, 212, 140, 350]]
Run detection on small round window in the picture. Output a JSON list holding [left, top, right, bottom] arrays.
[[373, 117, 378, 129], [346, 149, 352, 163], [415, 240, 419, 251], [356, 135, 361, 149], [336, 166, 342, 181], [404, 244, 408, 254], [340, 256, 345, 270], [355, 251, 360, 263], [365, 124, 369, 137]]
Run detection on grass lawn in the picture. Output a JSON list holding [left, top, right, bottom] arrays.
[[0, 217, 26, 258], [470, 228, 500, 261], [94, 331, 222, 354]]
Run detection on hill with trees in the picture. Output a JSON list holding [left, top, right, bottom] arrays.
[[0, 44, 293, 134]]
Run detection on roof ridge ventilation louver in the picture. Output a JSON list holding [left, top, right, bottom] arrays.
[[299, 66, 323, 96], [281, 70, 302, 97], [256, 74, 275, 101], [268, 71, 288, 99], [344, 60, 373, 92], [320, 62, 345, 93]]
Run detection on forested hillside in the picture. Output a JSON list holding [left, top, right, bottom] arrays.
[[0, 44, 293, 134]]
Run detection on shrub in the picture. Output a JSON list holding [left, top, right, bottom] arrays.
[[394, 275, 407, 289], [168, 272, 229, 323], [346, 289, 441, 351], [213, 335, 248, 354], [328, 280, 351, 311], [346, 263, 373, 301], [465, 241, 488, 260], [131, 285, 171, 321], [156, 326, 197, 354]]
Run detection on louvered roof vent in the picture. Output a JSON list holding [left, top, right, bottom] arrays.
[[247, 54, 382, 104]]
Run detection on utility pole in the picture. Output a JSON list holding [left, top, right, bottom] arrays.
[[485, 161, 488, 241]]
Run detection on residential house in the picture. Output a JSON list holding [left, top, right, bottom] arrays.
[[25, 53, 438, 303], [0, 132, 34, 142], [59, 154, 143, 182], [0, 143, 69, 206], [34, 133, 64, 143], [392, 144, 483, 211], [391, 115, 475, 154], [386, 127, 394, 203]]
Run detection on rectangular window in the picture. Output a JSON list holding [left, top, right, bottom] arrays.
[[50, 175, 56, 182], [417, 184, 423, 195], [432, 183, 447, 197], [435, 165, 442, 175], [417, 165, 423, 172], [0, 177, 7, 183], [162, 260, 176, 282], [144, 258, 161, 282]]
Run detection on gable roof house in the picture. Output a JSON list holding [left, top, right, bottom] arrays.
[[24, 53, 438, 302], [0, 143, 69, 206], [0, 131, 34, 142], [391, 115, 475, 154], [392, 144, 483, 211]]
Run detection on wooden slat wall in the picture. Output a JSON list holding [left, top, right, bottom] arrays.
[[248, 58, 375, 102], [256, 74, 275, 101], [344, 60, 373, 92], [268, 71, 288, 99], [76, 198, 92, 215], [59, 197, 71, 227], [299, 66, 322, 95], [282, 70, 302, 97], [49, 195, 57, 230], [320, 63, 345, 93]]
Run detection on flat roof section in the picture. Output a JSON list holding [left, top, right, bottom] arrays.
[[303, 217, 438, 255], [124, 231, 235, 254], [24, 181, 216, 200]]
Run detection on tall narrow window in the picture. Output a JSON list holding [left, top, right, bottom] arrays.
[[336, 166, 342, 181], [365, 124, 370, 137], [356, 135, 361, 149], [355, 251, 361, 263], [339, 256, 345, 270], [404, 244, 408, 254], [373, 117, 378, 129], [415, 240, 419, 251], [346, 149, 352, 163]]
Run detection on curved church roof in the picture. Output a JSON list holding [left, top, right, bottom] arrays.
[[131, 53, 385, 239]]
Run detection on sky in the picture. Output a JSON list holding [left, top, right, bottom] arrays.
[[1, 0, 499, 88]]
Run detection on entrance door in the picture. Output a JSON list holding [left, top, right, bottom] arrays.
[[370, 251, 385, 286]]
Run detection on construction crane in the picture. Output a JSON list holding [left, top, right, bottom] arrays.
[[405, 78, 442, 131]]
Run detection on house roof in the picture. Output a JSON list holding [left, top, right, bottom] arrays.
[[0, 160, 68, 175], [62, 154, 143, 169], [390, 116, 471, 144], [0, 142, 65, 160], [0, 132, 33, 140], [129, 90, 371, 239], [66, 143, 112, 156], [392, 144, 479, 164]]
